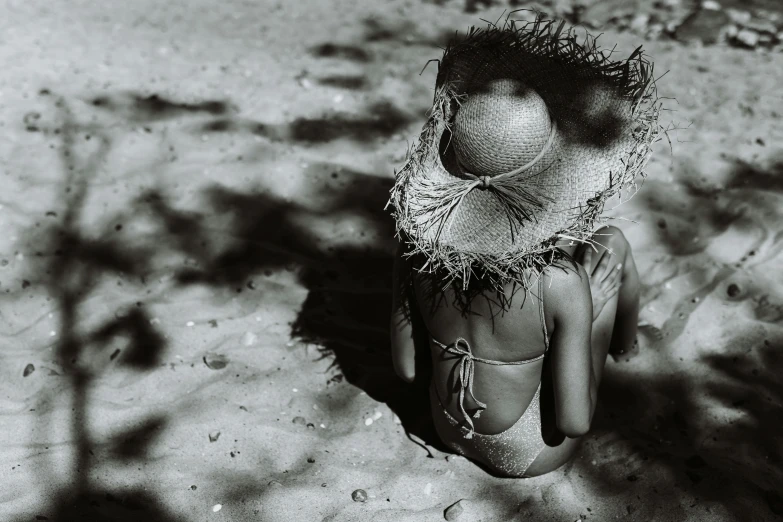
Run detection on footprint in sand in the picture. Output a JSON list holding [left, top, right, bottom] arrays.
[[753, 293, 783, 324]]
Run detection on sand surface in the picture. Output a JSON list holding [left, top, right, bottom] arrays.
[[1, 0, 782, 520]]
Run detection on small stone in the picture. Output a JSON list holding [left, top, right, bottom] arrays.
[[701, 0, 721, 10], [393, 414, 401, 425], [444, 500, 465, 520], [630, 14, 650, 33], [423, 483, 433, 495], [292, 416, 307, 426], [647, 23, 665, 39], [372, 411, 382, 421], [212, 504, 222, 512], [203, 354, 229, 370], [743, 19, 778, 36], [351, 489, 368, 502], [726, 8, 751, 25], [241, 331, 257, 346], [186, 321, 195, 327], [581, 2, 630, 29], [267, 480, 283, 487], [209, 431, 221, 442], [23, 111, 41, 131], [23, 364, 35, 377], [758, 34, 773, 45], [364, 418, 373, 426], [725, 24, 739, 38], [676, 8, 730, 44], [735, 29, 760, 48]]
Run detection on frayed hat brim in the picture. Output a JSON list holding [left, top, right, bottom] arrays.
[[387, 13, 667, 293]]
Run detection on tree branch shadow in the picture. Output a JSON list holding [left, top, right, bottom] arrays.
[[585, 151, 783, 518], [9, 85, 433, 520], [8, 91, 237, 522], [12, 61, 783, 520]]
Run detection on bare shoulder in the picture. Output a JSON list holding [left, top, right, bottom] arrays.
[[541, 260, 591, 323]]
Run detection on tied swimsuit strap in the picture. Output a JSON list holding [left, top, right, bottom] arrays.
[[433, 276, 549, 440], [432, 337, 544, 439]]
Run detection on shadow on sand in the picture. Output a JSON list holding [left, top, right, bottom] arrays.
[[10, 83, 424, 521], [590, 152, 783, 519], [11, 18, 783, 519], [9, 92, 190, 521]]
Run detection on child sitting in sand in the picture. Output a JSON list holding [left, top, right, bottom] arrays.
[[387, 16, 661, 477]]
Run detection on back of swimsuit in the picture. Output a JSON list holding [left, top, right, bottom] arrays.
[[430, 276, 550, 477]]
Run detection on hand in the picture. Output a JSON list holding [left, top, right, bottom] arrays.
[[581, 248, 623, 320]]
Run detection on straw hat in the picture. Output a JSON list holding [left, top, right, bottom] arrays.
[[388, 14, 663, 292]]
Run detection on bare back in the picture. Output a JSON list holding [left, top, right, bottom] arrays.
[[413, 274, 553, 435]]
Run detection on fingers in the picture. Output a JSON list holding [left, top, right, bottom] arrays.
[[594, 249, 614, 280], [600, 263, 623, 293], [582, 248, 593, 273]]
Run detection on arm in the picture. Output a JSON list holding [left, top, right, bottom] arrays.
[[390, 243, 416, 383], [547, 264, 596, 437], [609, 253, 640, 355]]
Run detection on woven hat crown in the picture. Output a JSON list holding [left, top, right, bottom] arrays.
[[453, 79, 552, 177], [388, 15, 664, 298]]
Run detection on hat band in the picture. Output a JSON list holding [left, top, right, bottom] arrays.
[[424, 118, 557, 245], [456, 118, 557, 189]]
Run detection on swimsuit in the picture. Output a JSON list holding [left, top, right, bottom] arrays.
[[430, 276, 549, 477]]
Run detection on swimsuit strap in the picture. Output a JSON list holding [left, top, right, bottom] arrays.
[[433, 337, 544, 439], [538, 275, 549, 352]]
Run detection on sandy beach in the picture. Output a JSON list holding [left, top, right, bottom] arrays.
[[1, 0, 782, 520]]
